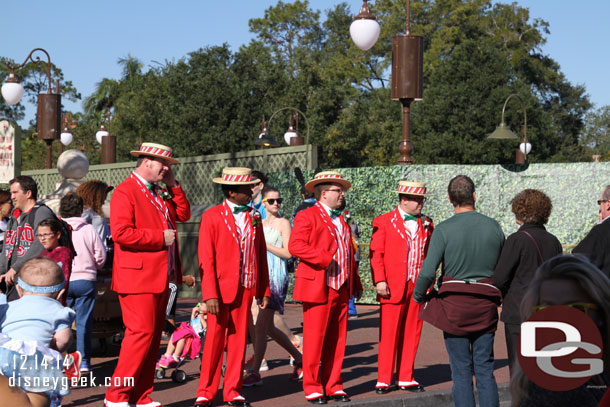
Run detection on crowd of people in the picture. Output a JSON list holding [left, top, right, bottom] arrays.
[[0, 141, 608, 407]]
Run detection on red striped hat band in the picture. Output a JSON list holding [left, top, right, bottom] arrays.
[[315, 174, 342, 180], [140, 145, 172, 158], [399, 185, 426, 195], [222, 173, 252, 182]]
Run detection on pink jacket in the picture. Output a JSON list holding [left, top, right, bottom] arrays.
[[63, 217, 106, 281]]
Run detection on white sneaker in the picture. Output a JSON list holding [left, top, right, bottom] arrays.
[[104, 400, 130, 407]]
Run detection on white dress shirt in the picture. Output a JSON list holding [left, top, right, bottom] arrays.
[[225, 199, 247, 232], [397, 206, 419, 237], [319, 201, 343, 235]]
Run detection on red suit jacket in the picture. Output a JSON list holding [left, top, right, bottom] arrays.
[[198, 203, 270, 304], [370, 208, 433, 303], [110, 176, 190, 294], [289, 203, 362, 303]]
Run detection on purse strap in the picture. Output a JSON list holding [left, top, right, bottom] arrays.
[[520, 230, 544, 263]]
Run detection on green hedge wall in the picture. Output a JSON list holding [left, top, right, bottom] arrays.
[[268, 162, 606, 303]]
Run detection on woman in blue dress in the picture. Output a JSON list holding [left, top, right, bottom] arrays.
[[243, 187, 303, 387]]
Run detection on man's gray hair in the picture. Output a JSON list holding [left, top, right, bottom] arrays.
[[603, 185, 610, 201]]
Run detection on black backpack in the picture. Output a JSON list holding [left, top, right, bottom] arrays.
[[28, 204, 77, 259]]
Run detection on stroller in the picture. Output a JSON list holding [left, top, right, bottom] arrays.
[[155, 315, 206, 383]]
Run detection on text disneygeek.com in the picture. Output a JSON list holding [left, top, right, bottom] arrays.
[[9, 373, 135, 389]]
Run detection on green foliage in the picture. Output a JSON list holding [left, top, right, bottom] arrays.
[[272, 162, 607, 303], [579, 105, 610, 160], [3, 0, 596, 169]]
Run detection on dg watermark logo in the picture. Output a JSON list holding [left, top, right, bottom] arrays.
[[518, 305, 603, 391]]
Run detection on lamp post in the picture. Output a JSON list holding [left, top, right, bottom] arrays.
[[350, 1, 423, 165], [488, 93, 530, 164], [255, 107, 309, 148], [254, 115, 280, 148], [95, 108, 116, 164], [1, 48, 61, 169]]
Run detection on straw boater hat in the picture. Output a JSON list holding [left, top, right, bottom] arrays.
[[213, 167, 260, 185], [305, 171, 351, 193], [130, 142, 179, 164], [391, 180, 429, 196]]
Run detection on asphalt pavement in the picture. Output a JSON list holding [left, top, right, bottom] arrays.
[[63, 299, 511, 406]]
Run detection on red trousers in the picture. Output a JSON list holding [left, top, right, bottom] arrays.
[[377, 283, 423, 385], [197, 285, 252, 402], [105, 291, 168, 404], [302, 283, 349, 398]]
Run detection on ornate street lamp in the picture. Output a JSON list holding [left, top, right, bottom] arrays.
[[349, 0, 381, 51], [350, 1, 423, 165], [488, 93, 530, 163], [1, 48, 61, 169], [95, 108, 116, 164], [255, 107, 310, 148]]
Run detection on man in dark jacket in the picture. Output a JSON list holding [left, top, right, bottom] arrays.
[[573, 185, 610, 278], [0, 176, 55, 300]]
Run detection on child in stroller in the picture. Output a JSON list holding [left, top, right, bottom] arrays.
[[155, 303, 207, 383]]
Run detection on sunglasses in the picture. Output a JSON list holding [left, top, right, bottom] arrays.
[[262, 198, 283, 205], [532, 302, 598, 315], [598, 200, 608, 205]]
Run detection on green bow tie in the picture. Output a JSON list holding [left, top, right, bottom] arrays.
[[233, 205, 249, 214], [403, 214, 418, 222], [146, 183, 156, 193], [329, 209, 342, 218]]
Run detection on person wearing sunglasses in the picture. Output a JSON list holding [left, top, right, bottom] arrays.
[[289, 171, 363, 405], [493, 189, 562, 377], [511, 254, 610, 406], [244, 186, 303, 387], [573, 185, 610, 278]]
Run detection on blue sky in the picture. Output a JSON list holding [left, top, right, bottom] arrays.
[[5, 0, 609, 126]]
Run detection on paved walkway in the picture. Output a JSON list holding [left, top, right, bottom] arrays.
[[63, 299, 510, 406]]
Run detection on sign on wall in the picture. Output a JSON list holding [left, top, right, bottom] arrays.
[[0, 120, 20, 183]]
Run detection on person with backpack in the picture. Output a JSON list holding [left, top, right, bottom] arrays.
[[0, 176, 56, 301], [60, 192, 106, 375]]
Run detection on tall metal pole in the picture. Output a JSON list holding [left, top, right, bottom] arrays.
[[392, 0, 423, 165]]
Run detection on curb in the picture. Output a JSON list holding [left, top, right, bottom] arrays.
[[295, 382, 511, 407]]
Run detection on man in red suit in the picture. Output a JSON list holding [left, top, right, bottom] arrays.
[[194, 167, 270, 407], [105, 143, 191, 407], [289, 171, 363, 405], [370, 180, 434, 394]]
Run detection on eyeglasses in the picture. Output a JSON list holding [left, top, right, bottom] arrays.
[[262, 198, 283, 205], [532, 302, 598, 315], [598, 200, 608, 205], [404, 196, 426, 203], [325, 189, 345, 195], [37, 233, 57, 240]]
